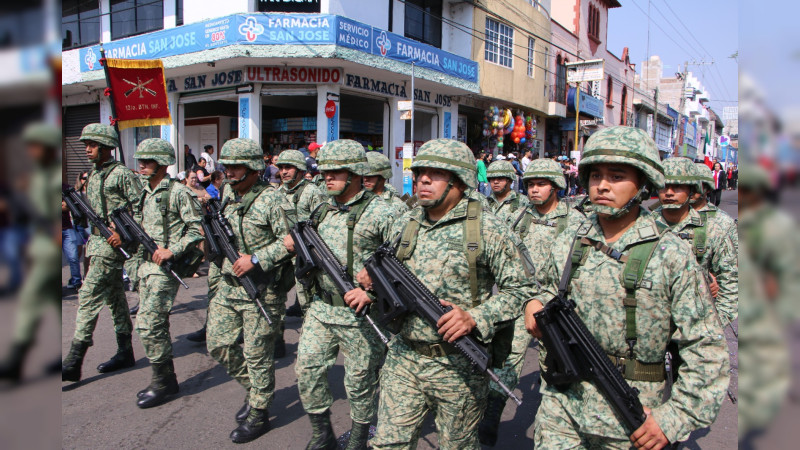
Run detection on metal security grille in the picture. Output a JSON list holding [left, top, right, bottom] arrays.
[[63, 103, 99, 186]]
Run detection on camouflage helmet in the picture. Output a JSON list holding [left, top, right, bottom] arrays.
[[738, 165, 771, 191], [22, 123, 61, 148], [522, 158, 566, 189], [486, 160, 516, 181], [134, 138, 176, 166], [79, 123, 119, 148], [218, 138, 265, 171], [317, 139, 369, 176], [365, 152, 392, 180], [662, 157, 702, 193], [411, 139, 477, 189], [578, 126, 664, 192], [276, 149, 307, 171], [694, 163, 714, 192]]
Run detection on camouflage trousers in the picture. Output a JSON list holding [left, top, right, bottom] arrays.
[[295, 277, 309, 311], [206, 294, 283, 410], [296, 311, 384, 424], [73, 256, 132, 345], [490, 315, 533, 397], [534, 394, 633, 449], [135, 273, 179, 365], [14, 252, 60, 345], [372, 337, 488, 450]]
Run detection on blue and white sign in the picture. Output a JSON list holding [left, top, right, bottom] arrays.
[[79, 14, 478, 83], [567, 88, 604, 119], [239, 97, 250, 138], [443, 111, 452, 139], [327, 100, 339, 141]]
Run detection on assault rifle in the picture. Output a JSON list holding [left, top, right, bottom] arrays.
[[62, 186, 130, 259], [109, 208, 189, 289], [364, 242, 522, 405], [533, 236, 647, 434], [290, 220, 389, 344], [203, 197, 272, 324]]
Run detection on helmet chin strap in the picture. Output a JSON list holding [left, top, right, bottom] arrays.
[[327, 172, 352, 196], [593, 184, 648, 220], [229, 169, 252, 186], [530, 186, 556, 206], [284, 171, 303, 188], [420, 177, 455, 208]]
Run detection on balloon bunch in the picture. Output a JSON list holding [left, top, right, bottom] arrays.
[[509, 113, 527, 144], [525, 115, 537, 148]]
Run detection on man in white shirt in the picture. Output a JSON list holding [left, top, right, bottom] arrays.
[[521, 150, 532, 172], [201, 145, 215, 172]]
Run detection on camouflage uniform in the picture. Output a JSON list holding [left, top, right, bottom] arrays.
[[485, 160, 529, 225], [295, 140, 393, 441], [276, 149, 326, 313], [372, 139, 535, 450], [63, 124, 142, 382], [134, 139, 203, 367], [654, 158, 738, 325], [365, 151, 409, 218], [694, 162, 739, 251], [532, 127, 729, 447], [206, 139, 296, 414]]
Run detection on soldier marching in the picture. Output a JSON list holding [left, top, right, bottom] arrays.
[[59, 128, 734, 449]]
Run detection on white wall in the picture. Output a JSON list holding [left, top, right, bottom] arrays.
[[184, 0, 251, 25], [441, 1, 473, 59], [324, 0, 390, 29]]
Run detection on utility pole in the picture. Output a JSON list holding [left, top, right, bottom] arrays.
[[652, 87, 659, 140], [675, 61, 688, 157]]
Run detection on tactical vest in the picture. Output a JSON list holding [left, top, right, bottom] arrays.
[[395, 199, 482, 307], [562, 219, 670, 382], [288, 180, 309, 206], [516, 207, 569, 240], [491, 192, 525, 215], [673, 213, 711, 258], [90, 161, 124, 223]]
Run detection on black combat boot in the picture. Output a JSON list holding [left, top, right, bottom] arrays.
[[137, 360, 179, 408], [285, 300, 303, 317], [230, 407, 271, 443], [235, 394, 251, 424], [344, 421, 371, 450], [62, 340, 90, 382], [0, 342, 30, 382], [97, 333, 135, 373], [186, 326, 206, 343], [129, 303, 139, 315], [274, 337, 286, 359], [478, 391, 507, 447], [305, 410, 337, 450]]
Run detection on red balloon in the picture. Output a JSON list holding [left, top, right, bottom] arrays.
[[514, 137, 521, 144]]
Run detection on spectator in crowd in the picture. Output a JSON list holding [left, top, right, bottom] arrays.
[[177, 171, 187, 184], [200, 144, 216, 172], [184, 144, 197, 171], [206, 170, 224, 199], [306, 142, 321, 174], [267, 154, 281, 187], [73, 171, 91, 274], [186, 170, 211, 203], [477, 152, 491, 195], [567, 158, 579, 195], [62, 183, 83, 290], [509, 153, 524, 192], [521, 149, 532, 172], [711, 161, 727, 206], [193, 157, 211, 189], [726, 165, 736, 190]]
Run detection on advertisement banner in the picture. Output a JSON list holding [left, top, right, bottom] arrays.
[[238, 97, 250, 138]]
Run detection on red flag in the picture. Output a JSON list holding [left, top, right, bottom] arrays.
[[104, 58, 171, 130], [704, 156, 712, 168]]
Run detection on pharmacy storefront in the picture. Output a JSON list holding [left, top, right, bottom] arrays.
[[62, 13, 479, 191]]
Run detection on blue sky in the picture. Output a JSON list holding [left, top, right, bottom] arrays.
[[606, 0, 738, 115]]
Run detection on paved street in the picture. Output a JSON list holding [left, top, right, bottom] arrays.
[[58, 190, 739, 449]]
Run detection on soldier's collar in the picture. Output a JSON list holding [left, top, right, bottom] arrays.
[[285, 179, 306, 193], [581, 209, 659, 249], [418, 195, 470, 228], [329, 188, 367, 209], [531, 199, 568, 220]]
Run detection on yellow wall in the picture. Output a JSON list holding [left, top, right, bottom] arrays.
[[472, 0, 551, 114]]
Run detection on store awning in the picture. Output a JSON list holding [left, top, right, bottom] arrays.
[[567, 88, 604, 119]]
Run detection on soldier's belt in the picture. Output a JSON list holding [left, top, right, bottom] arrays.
[[224, 274, 243, 287], [606, 354, 665, 382], [319, 290, 347, 308], [405, 339, 459, 358]]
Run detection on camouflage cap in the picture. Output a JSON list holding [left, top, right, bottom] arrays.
[[522, 158, 566, 189], [365, 152, 392, 179], [486, 160, 516, 180], [694, 162, 714, 191], [662, 157, 701, 192], [79, 123, 119, 148], [276, 149, 307, 171], [22, 123, 61, 148], [578, 126, 664, 191], [218, 138, 265, 171], [411, 139, 477, 189], [317, 139, 369, 176], [738, 164, 771, 190], [134, 138, 176, 166]]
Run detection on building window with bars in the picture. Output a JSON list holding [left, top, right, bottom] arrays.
[[606, 76, 614, 106], [62, 0, 100, 50], [111, 0, 164, 41], [527, 37, 536, 77], [404, 0, 443, 48], [135, 126, 162, 147], [588, 4, 600, 42], [485, 18, 513, 68], [176, 0, 183, 26]]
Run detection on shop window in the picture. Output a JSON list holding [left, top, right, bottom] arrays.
[[62, 0, 99, 50], [0, 2, 44, 49], [588, 4, 600, 42], [485, 17, 513, 68], [606, 76, 613, 107], [135, 126, 162, 147], [620, 87, 628, 124], [111, 0, 163, 40], [555, 55, 567, 104], [527, 37, 535, 78], [404, 0, 442, 48], [176, 0, 183, 26]]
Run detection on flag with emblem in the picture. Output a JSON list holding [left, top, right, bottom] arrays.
[[103, 57, 171, 129]]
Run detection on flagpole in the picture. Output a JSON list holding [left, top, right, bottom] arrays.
[[100, 44, 126, 165]]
